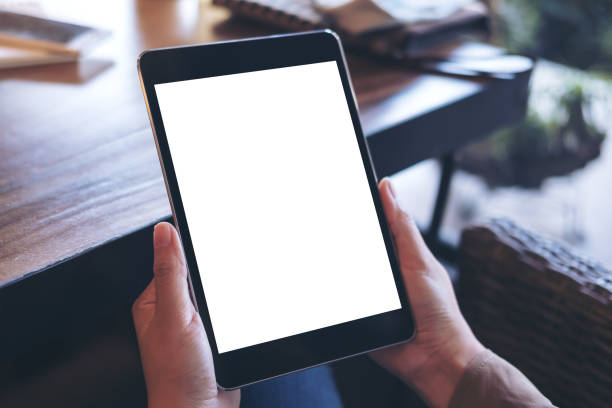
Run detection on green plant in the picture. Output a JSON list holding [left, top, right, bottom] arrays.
[[492, 0, 612, 71]]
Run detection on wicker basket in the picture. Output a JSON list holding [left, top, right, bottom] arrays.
[[458, 218, 612, 407]]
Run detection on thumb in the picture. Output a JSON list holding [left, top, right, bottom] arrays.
[[378, 178, 437, 277], [152, 222, 194, 326]]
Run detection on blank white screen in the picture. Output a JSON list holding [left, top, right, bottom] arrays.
[[155, 61, 401, 353]]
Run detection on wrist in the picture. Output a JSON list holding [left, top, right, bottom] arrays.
[[411, 333, 484, 408]]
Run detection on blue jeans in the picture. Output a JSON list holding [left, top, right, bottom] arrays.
[[240, 365, 343, 408]]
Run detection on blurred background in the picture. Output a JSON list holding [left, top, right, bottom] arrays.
[[394, 0, 612, 265]]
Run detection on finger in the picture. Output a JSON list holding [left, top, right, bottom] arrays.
[[132, 280, 157, 338], [378, 178, 436, 272], [218, 389, 241, 407], [152, 222, 193, 326]]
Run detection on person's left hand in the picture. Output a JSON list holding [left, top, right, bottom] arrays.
[[132, 222, 240, 408]]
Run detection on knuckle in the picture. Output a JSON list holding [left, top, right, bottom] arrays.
[[131, 297, 144, 315], [398, 209, 417, 231], [154, 254, 187, 279], [398, 207, 414, 223], [154, 260, 176, 278]]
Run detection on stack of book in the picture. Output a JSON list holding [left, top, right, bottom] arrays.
[[213, 0, 489, 58], [0, 8, 108, 70]]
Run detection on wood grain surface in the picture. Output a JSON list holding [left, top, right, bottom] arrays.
[[0, 0, 489, 284]]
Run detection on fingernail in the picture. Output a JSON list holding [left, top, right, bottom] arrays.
[[386, 178, 398, 200], [154, 223, 172, 248]]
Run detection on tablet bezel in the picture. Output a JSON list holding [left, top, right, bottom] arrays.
[[137, 30, 414, 389]]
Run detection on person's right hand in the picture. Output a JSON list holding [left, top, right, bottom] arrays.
[[371, 178, 485, 408], [132, 222, 240, 408]]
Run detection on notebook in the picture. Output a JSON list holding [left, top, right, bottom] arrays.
[[212, 0, 489, 57], [0, 5, 109, 70], [0, 10, 109, 56], [0, 44, 77, 69]]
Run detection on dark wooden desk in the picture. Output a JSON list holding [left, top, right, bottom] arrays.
[[0, 0, 529, 285], [0, 2, 530, 406]]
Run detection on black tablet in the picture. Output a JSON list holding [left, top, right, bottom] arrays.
[[137, 30, 414, 389]]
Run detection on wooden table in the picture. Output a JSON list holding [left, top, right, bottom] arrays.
[[0, 0, 529, 286]]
